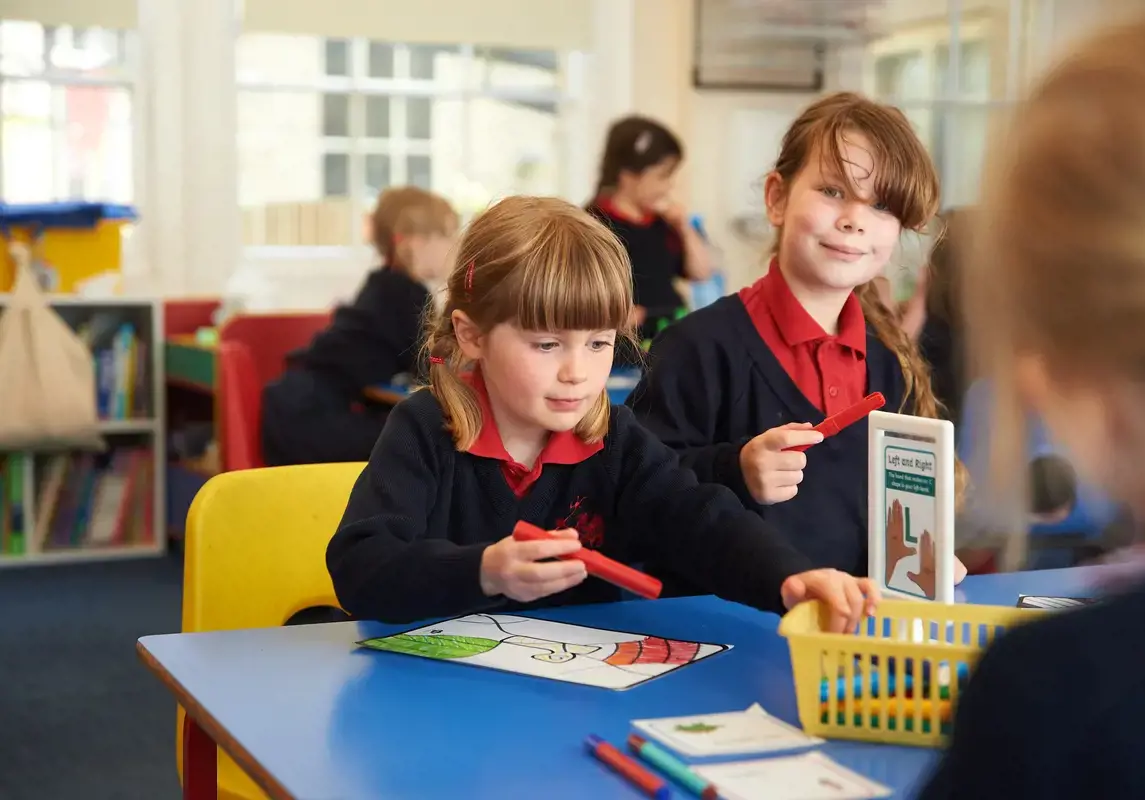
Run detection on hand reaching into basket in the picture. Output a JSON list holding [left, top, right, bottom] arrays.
[[781, 569, 881, 634]]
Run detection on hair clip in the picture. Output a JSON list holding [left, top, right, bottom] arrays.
[[429, 355, 445, 365], [634, 131, 652, 154], [464, 260, 475, 301]]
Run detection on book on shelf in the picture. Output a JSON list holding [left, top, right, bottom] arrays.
[[0, 453, 28, 555], [33, 447, 154, 552], [74, 313, 151, 421]]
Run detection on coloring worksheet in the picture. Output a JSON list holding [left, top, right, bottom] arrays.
[[357, 613, 730, 690], [693, 752, 892, 800], [632, 703, 823, 756]]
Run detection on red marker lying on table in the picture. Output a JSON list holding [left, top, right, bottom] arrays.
[[784, 392, 886, 453], [512, 521, 663, 600]]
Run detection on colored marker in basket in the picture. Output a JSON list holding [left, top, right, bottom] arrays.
[[585, 734, 668, 799]]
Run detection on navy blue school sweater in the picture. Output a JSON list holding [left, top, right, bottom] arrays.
[[916, 579, 1145, 799], [627, 294, 906, 579], [288, 267, 429, 398], [326, 387, 814, 624]]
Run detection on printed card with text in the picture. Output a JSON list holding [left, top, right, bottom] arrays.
[[631, 703, 822, 757], [694, 752, 892, 800], [868, 411, 956, 603]]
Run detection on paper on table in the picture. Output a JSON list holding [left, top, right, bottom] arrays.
[[1017, 595, 1096, 610], [631, 703, 823, 757], [693, 751, 892, 800]]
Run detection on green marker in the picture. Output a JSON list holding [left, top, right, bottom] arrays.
[[627, 733, 717, 799]]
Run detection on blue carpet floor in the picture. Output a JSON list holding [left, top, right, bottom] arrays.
[[0, 553, 184, 799]]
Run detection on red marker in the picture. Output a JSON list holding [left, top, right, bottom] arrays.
[[585, 734, 669, 799], [784, 391, 886, 453], [513, 521, 662, 599]]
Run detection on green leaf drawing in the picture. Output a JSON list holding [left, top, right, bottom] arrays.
[[675, 722, 720, 734], [358, 633, 500, 660]]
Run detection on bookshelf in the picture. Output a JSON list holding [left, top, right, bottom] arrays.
[[0, 296, 165, 567]]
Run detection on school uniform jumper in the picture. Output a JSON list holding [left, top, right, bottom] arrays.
[[261, 267, 430, 466], [918, 314, 964, 427], [326, 372, 814, 625], [588, 198, 686, 346], [627, 268, 906, 587], [916, 578, 1145, 799]]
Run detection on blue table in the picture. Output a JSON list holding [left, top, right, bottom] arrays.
[[138, 567, 1104, 800]]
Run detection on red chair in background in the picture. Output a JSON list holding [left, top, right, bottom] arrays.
[[164, 298, 221, 337], [215, 312, 331, 472]]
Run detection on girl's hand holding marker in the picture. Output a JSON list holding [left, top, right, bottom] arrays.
[[739, 422, 824, 504], [479, 529, 588, 603]]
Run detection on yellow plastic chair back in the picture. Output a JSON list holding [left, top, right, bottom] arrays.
[[176, 462, 366, 800]]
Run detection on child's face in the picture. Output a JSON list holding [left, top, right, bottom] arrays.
[[460, 320, 616, 441], [620, 157, 678, 214], [766, 132, 901, 293], [407, 232, 456, 287]]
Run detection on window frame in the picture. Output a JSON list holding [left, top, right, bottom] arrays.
[[235, 35, 575, 254], [0, 20, 142, 208]]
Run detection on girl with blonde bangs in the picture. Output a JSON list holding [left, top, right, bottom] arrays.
[[631, 92, 967, 594], [918, 17, 1145, 799], [327, 195, 880, 631]]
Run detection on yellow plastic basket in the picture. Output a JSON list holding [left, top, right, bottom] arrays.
[[778, 599, 1044, 747]]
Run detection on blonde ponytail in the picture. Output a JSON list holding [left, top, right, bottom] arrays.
[[423, 313, 483, 451]]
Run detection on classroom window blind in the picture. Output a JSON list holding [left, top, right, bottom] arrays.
[[241, 0, 591, 51]]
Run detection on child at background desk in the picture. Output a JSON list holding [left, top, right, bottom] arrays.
[[261, 187, 457, 466], [587, 115, 713, 350], [917, 19, 1145, 797], [627, 93, 968, 589], [326, 195, 878, 629]]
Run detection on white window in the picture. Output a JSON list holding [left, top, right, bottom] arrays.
[[0, 20, 136, 203], [862, 0, 1045, 294], [236, 34, 571, 249]]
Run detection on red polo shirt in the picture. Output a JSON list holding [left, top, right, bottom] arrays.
[[738, 263, 867, 415], [465, 370, 602, 497]]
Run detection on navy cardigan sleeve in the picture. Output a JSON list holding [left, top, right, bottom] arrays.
[[611, 406, 811, 611], [326, 400, 494, 623], [627, 321, 756, 506]]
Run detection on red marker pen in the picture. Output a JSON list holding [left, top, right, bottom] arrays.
[[784, 392, 886, 453], [513, 522, 662, 599], [585, 734, 669, 799]]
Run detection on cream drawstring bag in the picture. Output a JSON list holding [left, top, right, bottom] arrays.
[[0, 242, 103, 451]]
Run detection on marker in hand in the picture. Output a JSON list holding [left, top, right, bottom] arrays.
[[784, 392, 885, 453], [513, 522, 662, 600]]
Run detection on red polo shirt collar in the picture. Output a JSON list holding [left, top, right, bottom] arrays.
[[593, 195, 655, 227], [759, 260, 867, 354], [738, 260, 868, 415], [464, 369, 602, 497]]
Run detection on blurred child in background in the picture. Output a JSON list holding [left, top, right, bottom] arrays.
[[917, 208, 970, 427], [918, 17, 1145, 798], [587, 115, 713, 349], [262, 186, 458, 466], [629, 93, 967, 591], [326, 195, 878, 630]]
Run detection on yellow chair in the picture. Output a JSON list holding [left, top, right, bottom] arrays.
[[176, 462, 366, 800]]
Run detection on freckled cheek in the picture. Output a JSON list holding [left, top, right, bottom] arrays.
[[786, 204, 828, 239]]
